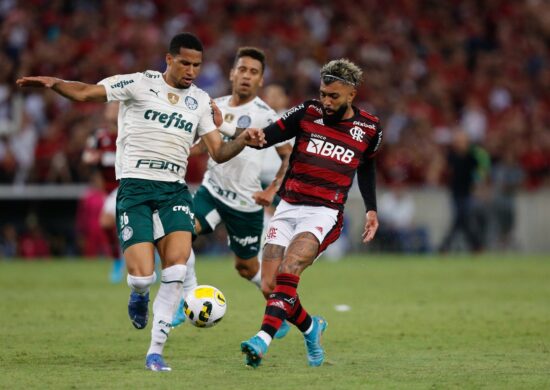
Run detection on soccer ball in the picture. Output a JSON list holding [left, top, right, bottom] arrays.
[[184, 285, 227, 328]]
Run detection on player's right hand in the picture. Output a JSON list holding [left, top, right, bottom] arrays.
[[16, 76, 59, 89]]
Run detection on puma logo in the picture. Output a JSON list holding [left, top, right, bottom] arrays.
[[149, 88, 160, 97]]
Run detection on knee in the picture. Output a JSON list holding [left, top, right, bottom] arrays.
[[127, 273, 156, 293], [162, 247, 191, 266]]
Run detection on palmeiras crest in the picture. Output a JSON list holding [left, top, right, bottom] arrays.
[[185, 96, 198, 110]]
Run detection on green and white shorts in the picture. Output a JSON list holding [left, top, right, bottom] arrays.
[[116, 178, 195, 252], [193, 185, 263, 259]]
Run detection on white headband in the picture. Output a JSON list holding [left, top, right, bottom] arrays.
[[322, 74, 356, 86]]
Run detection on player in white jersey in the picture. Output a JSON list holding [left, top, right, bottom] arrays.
[[203, 93, 281, 214], [172, 48, 292, 332], [17, 33, 265, 372]]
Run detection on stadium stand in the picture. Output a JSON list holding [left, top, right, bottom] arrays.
[[1, 0, 549, 256]]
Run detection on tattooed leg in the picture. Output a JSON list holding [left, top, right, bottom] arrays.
[[280, 232, 319, 276], [261, 244, 285, 299]]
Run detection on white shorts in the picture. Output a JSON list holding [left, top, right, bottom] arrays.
[[264, 199, 343, 255], [102, 188, 118, 216]]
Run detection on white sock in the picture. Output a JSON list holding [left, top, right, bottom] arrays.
[[182, 249, 198, 299], [127, 273, 156, 294], [304, 321, 314, 335], [147, 264, 187, 356], [257, 330, 272, 347], [250, 268, 262, 289]]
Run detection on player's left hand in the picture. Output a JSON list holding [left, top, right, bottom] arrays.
[[210, 99, 223, 128], [362, 210, 379, 243], [240, 128, 266, 147]]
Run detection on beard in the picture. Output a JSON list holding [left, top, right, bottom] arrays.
[[322, 104, 349, 125]]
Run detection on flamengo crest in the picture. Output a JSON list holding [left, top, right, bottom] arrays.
[[349, 126, 365, 141]]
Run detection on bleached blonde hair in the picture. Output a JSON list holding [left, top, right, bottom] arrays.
[[320, 59, 363, 87]]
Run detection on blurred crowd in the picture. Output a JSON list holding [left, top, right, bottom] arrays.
[[1, 0, 549, 257]]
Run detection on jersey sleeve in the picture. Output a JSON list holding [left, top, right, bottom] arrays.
[[357, 122, 382, 212], [357, 158, 377, 212], [97, 72, 141, 102], [197, 94, 217, 137], [258, 102, 307, 148], [364, 123, 383, 158], [267, 107, 292, 148]]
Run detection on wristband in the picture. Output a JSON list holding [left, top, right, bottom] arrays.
[[218, 122, 236, 137]]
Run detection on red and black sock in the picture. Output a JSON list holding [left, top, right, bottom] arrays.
[[260, 273, 305, 338], [286, 295, 313, 333]]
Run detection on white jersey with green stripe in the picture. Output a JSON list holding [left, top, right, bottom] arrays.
[[202, 95, 278, 212], [98, 71, 216, 182]]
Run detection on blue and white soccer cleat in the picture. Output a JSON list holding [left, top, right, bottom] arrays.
[[145, 353, 171, 372], [128, 291, 149, 329], [274, 320, 291, 339], [171, 298, 187, 327], [303, 316, 328, 367], [240, 335, 268, 368]]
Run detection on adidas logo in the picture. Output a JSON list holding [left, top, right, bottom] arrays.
[[314, 118, 324, 125], [269, 301, 286, 309]]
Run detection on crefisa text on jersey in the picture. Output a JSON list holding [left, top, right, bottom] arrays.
[[144, 110, 195, 131]]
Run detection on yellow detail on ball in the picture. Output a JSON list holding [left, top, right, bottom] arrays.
[[194, 286, 216, 299]]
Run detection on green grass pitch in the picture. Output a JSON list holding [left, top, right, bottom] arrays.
[[1, 255, 549, 389]]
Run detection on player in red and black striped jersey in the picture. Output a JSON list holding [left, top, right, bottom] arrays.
[[82, 102, 124, 283], [263, 98, 381, 211], [241, 59, 382, 368]]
